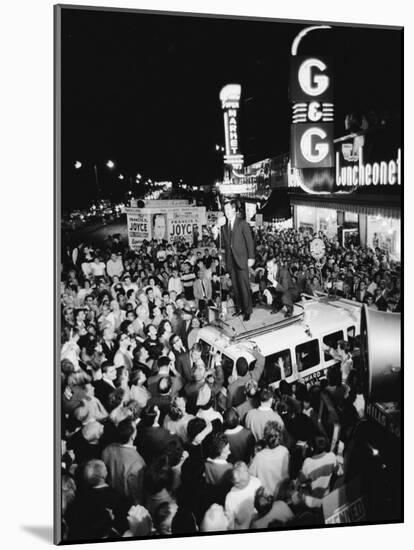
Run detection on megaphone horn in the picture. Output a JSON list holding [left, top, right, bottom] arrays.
[[360, 305, 401, 403]]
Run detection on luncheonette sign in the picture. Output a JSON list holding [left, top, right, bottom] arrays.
[[125, 206, 206, 246], [290, 56, 334, 170], [336, 148, 401, 187]]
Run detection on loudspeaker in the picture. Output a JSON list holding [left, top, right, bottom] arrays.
[[360, 305, 401, 403], [137, 199, 145, 208]]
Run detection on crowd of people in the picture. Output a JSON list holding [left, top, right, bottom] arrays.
[[60, 221, 401, 541]]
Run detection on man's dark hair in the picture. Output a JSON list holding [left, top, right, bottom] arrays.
[[187, 417, 206, 442], [168, 398, 185, 422], [223, 408, 240, 430], [314, 435, 329, 453], [141, 404, 158, 427], [235, 356, 249, 377], [254, 486, 274, 517], [259, 386, 274, 403], [206, 432, 228, 459], [144, 323, 156, 336], [263, 421, 281, 449], [279, 380, 292, 397], [157, 356, 171, 369], [224, 198, 238, 211], [101, 361, 114, 374], [144, 455, 173, 494], [116, 418, 136, 444]]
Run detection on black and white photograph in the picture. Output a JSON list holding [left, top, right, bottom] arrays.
[[54, 3, 403, 545]]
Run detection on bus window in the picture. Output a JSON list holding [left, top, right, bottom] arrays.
[[198, 339, 212, 366], [347, 326, 355, 351], [263, 349, 292, 385], [296, 340, 320, 372], [323, 330, 344, 362], [221, 354, 234, 382]]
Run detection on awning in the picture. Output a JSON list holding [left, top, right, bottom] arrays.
[[257, 188, 291, 221], [289, 192, 400, 219]]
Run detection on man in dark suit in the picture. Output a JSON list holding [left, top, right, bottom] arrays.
[[220, 200, 255, 321], [266, 257, 300, 317], [93, 362, 117, 411], [175, 342, 203, 388]]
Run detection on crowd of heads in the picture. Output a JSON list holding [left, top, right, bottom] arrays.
[[60, 221, 400, 541]]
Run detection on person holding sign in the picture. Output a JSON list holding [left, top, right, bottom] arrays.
[[215, 200, 255, 321]]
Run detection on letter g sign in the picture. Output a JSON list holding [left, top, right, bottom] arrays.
[[298, 58, 330, 97], [300, 127, 329, 163]]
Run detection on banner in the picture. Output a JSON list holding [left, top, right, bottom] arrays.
[[126, 210, 151, 250], [169, 207, 204, 242], [125, 206, 205, 244], [245, 202, 257, 224]]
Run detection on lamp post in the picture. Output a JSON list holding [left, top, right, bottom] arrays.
[[75, 159, 115, 201]]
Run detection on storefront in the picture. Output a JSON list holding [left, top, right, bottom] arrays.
[[294, 205, 338, 239], [288, 129, 401, 260]]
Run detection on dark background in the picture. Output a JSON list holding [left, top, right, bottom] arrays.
[[60, 7, 402, 208]]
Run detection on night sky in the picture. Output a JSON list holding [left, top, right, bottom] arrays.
[[60, 7, 402, 209]]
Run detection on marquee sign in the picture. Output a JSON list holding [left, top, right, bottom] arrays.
[[290, 56, 334, 169], [220, 84, 244, 171]]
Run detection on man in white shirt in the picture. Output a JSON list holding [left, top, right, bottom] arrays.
[[106, 253, 124, 279], [225, 462, 262, 529], [168, 269, 184, 295], [90, 257, 106, 279], [245, 387, 284, 441]]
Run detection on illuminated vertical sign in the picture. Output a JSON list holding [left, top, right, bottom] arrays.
[[290, 56, 334, 169], [220, 84, 244, 174]]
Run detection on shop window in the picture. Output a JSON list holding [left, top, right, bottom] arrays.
[[263, 349, 292, 385], [296, 340, 320, 372], [347, 326, 356, 351], [323, 330, 344, 362]]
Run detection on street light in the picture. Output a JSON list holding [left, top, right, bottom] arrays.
[[118, 174, 125, 180], [74, 160, 82, 169], [106, 160, 115, 169]]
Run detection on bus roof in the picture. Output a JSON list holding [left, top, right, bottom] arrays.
[[198, 299, 361, 359]]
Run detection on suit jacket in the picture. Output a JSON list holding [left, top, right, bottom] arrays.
[[221, 216, 255, 271], [93, 379, 116, 411], [101, 340, 116, 363], [267, 265, 297, 294], [101, 443, 145, 505], [175, 352, 194, 385], [193, 278, 212, 302]]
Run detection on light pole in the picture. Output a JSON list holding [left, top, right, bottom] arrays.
[[74, 159, 115, 201]]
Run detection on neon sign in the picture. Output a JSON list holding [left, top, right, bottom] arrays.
[[220, 84, 244, 171], [290, 56, 334, 169]]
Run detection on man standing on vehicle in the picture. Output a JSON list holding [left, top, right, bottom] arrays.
[[266, 256, 300, 318], [216, 200, 255, 321]]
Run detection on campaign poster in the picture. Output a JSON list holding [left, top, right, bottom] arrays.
[[126, 210, 151, 250], [169, 208, 203, 243], [150, 212, 169, 241]]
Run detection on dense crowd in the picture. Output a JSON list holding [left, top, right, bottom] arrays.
[[60, 223, 400, 541]]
